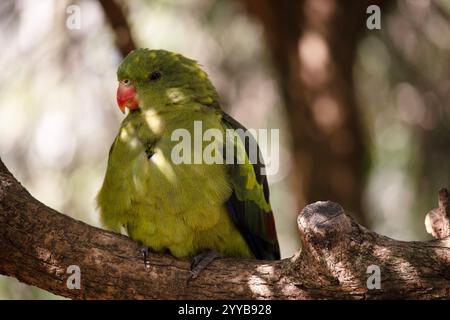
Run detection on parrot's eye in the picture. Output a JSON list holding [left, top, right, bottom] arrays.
[[148, 71, 162, 82], [122, 79, 131, 86]]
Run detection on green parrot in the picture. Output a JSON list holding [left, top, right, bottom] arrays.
[[97, 49, 280, 275]]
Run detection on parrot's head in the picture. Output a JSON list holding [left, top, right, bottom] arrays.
[[116, 48, 219, 114]]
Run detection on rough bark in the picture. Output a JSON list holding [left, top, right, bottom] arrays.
[[0, 158, 449, 299], [240, 0, 391, 224]]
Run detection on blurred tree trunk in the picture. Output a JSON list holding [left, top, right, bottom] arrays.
[[98, 0, 136, 57], [241, 0, 389, 224]]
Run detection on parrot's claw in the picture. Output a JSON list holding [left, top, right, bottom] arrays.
[[188, 251, 222, 281], [140, 246, 151, 270]]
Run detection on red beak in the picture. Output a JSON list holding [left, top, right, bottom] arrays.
[[117, 82, 139, 113]]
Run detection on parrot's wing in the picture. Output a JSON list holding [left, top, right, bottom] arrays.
[[220, 112, 281, 260]]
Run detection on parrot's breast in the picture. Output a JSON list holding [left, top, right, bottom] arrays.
[[97, 111, 253, 258]]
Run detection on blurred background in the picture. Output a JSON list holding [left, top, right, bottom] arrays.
[[0, 0, 449, 299]]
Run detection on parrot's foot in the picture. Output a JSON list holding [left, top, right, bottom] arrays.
[[189, 251, 222, 281], [140, 246, 151, 270]]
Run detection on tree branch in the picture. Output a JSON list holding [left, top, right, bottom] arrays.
[[425, 188, 450, 239], [98, 0, 136, 57], [0, 157, 449, 299]]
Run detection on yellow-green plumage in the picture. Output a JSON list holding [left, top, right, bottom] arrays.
[[97, 49, 279, 260]]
